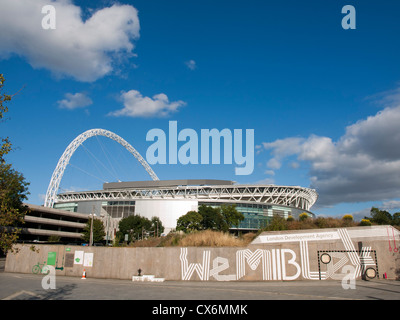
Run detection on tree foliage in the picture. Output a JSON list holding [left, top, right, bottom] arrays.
[[367, 207, 400, 226], [176, 204, 244, 233], [262, 206, 400, 232], [176, 210, 202, 233], [81, 218, 106, 243], [0, 74, 29, 254], [117, 215, 164, 242]]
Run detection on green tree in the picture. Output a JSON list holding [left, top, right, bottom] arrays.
[[82, 218, 106, 243], [220, 204, 244, 230], [117, 215, 164, 242], [177, 205, 244, 233], [150, 216, 164, 236], [369, 207, 392, 225], [176, 210, 203, 233], [392, 212, 400, 226], [198, 205, 223, 230], [0, 74, 29, 254]]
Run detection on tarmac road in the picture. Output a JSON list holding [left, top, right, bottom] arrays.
[[1, 269, 400, 301]]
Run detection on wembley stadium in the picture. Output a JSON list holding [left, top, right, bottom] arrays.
[[43, 129, 318, 236], [52, 179, 318, 234]]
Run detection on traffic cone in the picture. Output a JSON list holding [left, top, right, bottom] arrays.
[[81, 269, 86, 280]]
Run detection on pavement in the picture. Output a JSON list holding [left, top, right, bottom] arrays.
[[1, 267, 400, 301]]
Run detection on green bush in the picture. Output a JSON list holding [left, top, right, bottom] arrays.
[[359, 219, 372, 226]]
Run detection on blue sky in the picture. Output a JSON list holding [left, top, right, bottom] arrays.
[[1, 0, 400, 219]]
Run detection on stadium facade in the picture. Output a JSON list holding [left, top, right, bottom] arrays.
[[45, 129, 318, 238], [53, 179, 318, 235]]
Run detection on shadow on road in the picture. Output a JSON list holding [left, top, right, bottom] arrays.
[[5, 284, 77, 300]]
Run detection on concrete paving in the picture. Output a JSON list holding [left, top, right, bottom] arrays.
[[1, 270, 400, 301]]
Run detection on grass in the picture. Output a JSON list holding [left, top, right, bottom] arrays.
[[177, 230, 256, 247], [128, 230, 257, 248]]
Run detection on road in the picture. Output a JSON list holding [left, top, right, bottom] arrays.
[[1, 268, 400, 301]]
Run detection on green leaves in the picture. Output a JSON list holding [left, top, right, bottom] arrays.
[[0, 74, 30, 254], [176, 204, 244, 233], [117, 215, 165, 242], [81, 218, 106, 243]]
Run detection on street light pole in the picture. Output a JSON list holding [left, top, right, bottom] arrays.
[[89, 205, 94, 246]]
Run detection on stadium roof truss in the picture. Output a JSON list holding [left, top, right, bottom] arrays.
[[56, 185, 318, 211], [44, 129, 159, 208]]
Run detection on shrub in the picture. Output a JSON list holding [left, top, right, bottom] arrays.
[[359, 219, 372, 226], [342, 214, 353, 222], [265, 215, 288, 231], [299, 213, 309, 221]]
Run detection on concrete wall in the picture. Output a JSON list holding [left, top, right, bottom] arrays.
[[5, 225, 400, 281]]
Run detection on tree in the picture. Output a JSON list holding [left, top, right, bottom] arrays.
[[392, 212, 400, 226], [0, 74, 29, 254], [117, 215, 164, 242], [150, 216, 164, 236], [177, 205, 244, 233], [369, 207, 392, 225], [81, 218, 106, 243], [176, 210, 203, 233], [220, 204, 244, 230], [198, 205, 225, 231]]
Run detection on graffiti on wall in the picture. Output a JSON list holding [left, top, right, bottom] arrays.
[[180, 228, 386, 281]]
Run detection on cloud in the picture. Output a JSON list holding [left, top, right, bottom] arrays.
[[381, 200, 400, 211], [57, 92, 93, 110], [261, 104, 400, 207], [365, 85, 400, 108], [348, 207, 371, 222], [108, 90, 186, 118], [185, 60, 197, 70], [0, 0, 140, 82]]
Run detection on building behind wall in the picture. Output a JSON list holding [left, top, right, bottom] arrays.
[[53, 179, 318, 236], [19, 203, 89, 243]]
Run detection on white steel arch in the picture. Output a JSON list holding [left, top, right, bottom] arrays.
[[44, 129, 159, 208]]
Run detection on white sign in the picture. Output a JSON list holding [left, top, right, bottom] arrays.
[[84, 253, 94, 267], [74, 251, 84, 264], [256, 231, 340, 244]]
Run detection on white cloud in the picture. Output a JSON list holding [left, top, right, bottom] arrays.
[[261, 104, 400, 206], [185, 60, 197, 70], [264, 170, 275, 176], [108, 90, 186, 118], [57, 92, 92, 110], [381, 200, 400, 211], [0, 0, 140, 82], [263, 137, 305, 169]]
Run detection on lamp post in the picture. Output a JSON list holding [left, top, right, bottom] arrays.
[[89, 205, 95, 246]]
